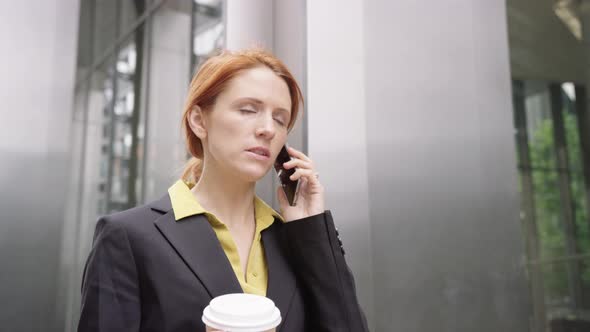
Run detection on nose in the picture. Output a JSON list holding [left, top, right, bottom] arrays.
[[255, 114, 276, 139]]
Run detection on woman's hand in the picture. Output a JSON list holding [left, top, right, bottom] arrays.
[[276, 146, 325, 222]]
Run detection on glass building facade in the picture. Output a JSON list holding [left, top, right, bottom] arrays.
[[58, 1, 225, 330]]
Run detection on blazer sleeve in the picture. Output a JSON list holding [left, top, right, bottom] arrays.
[[78, 217, 141, 332], [283, 210, 370, 332]]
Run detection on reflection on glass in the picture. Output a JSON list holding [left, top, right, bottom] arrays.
[[192, 0, 224, 73], [103, 29, 146, 214]]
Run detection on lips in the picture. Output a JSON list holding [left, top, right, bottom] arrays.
[[246, 146, 270, 157]]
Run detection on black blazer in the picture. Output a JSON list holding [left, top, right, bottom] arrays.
[[78, 194, 369, 331]]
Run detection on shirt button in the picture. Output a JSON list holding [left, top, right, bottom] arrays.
[[252, 272, 258, 277]]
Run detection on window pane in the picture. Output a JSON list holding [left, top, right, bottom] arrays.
[[560, 85, 590, 257], [532, 169, 567, 259], [107, 29, 147, 213], [525, 82, 558, 170]]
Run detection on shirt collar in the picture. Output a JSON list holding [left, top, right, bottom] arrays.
[[167, 179, 285, 224]]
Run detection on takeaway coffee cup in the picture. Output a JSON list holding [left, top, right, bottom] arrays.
[[202, 293, 281, 332]]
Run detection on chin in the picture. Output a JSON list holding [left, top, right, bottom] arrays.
[[237, 165, 272, 182]]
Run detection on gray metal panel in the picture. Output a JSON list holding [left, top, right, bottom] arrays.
[[306, 0, 375, 328], [0, 0, 80, 331], [363, 0, 530, 331]]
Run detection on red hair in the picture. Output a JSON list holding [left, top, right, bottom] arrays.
[[180, 48, 304, 184]]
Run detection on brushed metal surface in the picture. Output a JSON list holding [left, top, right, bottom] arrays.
[[363, 1, 531, 330], [0, 1, 79, 331]]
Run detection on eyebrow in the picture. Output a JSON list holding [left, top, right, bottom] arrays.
[[233, 97, 291, 115]]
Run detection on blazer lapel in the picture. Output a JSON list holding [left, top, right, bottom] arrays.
[[150, 194, 243, 298], [263, 220, 297, 325]]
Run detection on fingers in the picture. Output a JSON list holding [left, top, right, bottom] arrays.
[[290, 167, 319, 183], [283, 146, 320, 184], [284, 147, 314, 171], [287, 146, 312, 163], [283, 158, 312, 170]]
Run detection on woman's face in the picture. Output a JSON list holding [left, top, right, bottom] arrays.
[[191, 66, 292, 182]]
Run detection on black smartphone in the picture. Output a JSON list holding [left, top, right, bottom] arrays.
[[274, 144, 301, 206]]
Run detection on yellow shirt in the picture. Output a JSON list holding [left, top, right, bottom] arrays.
[[167, 180, 284, 296]]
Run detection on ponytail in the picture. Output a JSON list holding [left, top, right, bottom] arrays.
[[181, 157, 203, 185]]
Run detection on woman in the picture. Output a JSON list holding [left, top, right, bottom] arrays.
[[78, 48, 368, 331]]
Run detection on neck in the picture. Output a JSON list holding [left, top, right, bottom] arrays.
[[191, 159, 256, 229]]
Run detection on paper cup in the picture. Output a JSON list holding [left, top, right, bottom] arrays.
[[202, 293, 281, 332]]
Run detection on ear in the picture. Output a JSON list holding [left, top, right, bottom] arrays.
[[188, 105, 207, 139]]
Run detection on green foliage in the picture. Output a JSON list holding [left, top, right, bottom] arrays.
[[526, 110, 590, 300]]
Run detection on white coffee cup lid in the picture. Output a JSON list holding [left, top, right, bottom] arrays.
[[202, 293, 281, 332]]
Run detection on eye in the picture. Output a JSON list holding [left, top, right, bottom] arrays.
[[240, 108, 256, 113], [274, 118, 286, 126]]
